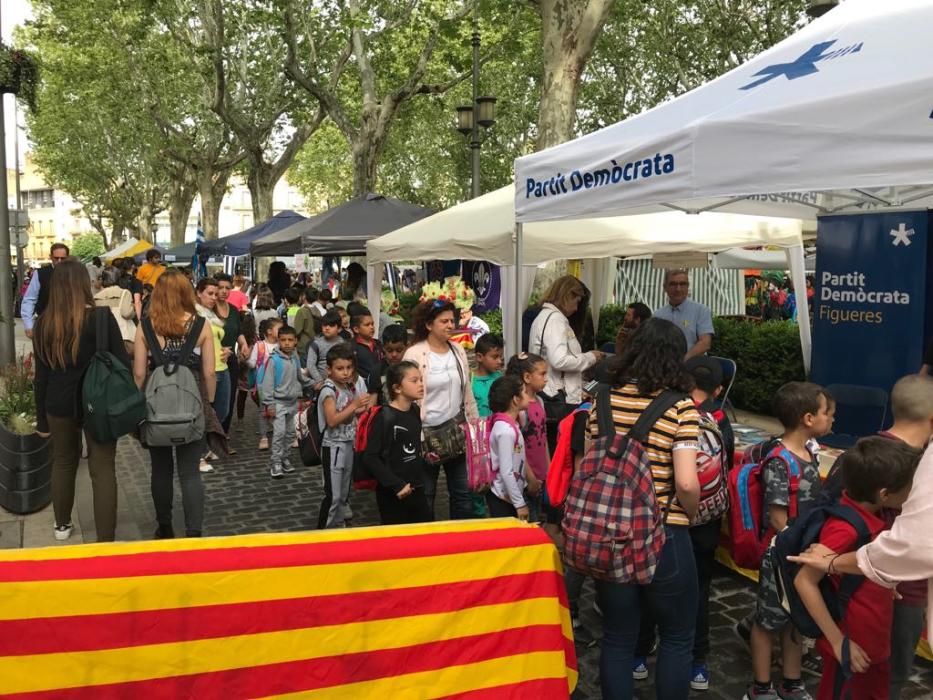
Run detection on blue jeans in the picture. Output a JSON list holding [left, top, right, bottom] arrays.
[[423, 455, 474, 520], [212, 368, 231, 426], [595, 525, 698, 700]]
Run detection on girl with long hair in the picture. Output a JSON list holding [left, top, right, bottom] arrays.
[[34, 259, 130, 542], [133, 269, 216, 538], [402, 300, 479, 520], [583, 317, 700, 699]]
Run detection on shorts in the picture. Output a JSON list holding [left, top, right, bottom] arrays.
[[755, 547, 790, 632]]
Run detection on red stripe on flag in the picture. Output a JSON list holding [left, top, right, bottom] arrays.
[[438, 677, 572, 699], [0, 571, 566, 656], [0, 527, 550, 583], [3, 626, 569, 699]]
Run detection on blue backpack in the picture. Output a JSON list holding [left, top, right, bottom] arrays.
[[770, 502, 871, 640], [255, 353, 301, 399]]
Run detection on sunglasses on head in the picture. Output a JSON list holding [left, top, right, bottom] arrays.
[[431, 299, 448, 309]]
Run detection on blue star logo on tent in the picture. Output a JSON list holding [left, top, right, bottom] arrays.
[[741, 41, 838, 90]]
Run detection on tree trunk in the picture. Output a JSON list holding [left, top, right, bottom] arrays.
[[246, 158, 276, 224], [167, 174, 197, 247], [110, 223, 124, 247], [350, 135, 384, 197], [195, 168, 231, 240], [137, 204, 155, 243], [536, 0, 615, 150]]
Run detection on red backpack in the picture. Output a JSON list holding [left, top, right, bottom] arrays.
[[727, 440, 804, 570], [562, 390, 685, 584], [546, 402, 593, 508], [352, 406, 392, 491]]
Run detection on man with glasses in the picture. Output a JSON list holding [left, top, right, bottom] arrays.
[[22, 243, 70, 339], [654, 269, 714, 359]]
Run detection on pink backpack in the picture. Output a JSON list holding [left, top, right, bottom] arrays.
[[463, 414, 520, 493]]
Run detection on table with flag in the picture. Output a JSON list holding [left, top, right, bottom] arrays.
[[0, 519, 577, 698]]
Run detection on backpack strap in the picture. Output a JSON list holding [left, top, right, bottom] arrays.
[[594, 383, 615, 438], [173, 317, 206, 374], [447, 341, 467, 411], [94, 307, 109, 353], [629, 391, 686, 443], [773, 445, 803, 519], [141, 317, 164, 367]]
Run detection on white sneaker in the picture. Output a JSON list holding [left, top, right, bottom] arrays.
[[282, 461, 296, 473], [54, 523, 73, 541], [199, 459, 214, 473], [270, 464, 284, 479]]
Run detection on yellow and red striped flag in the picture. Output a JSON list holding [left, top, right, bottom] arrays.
[[0, 519, 577, 698]]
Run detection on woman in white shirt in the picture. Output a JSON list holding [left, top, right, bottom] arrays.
[[529, 276, 605, 434], [403, 299, 479, 520]]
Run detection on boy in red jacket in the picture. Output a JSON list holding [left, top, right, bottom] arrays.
[[794, 437, 921, 700]]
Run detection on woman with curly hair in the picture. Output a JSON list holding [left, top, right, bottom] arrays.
[[584, 317, 701, 699]]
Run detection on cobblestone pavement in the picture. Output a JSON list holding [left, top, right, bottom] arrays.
[[6, 399, 933, 698]]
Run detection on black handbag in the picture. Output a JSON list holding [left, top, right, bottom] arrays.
[[422, 343, 468, 464]]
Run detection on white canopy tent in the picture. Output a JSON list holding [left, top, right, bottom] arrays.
[[514, 0, 933, 370], [367, 185, 804, 352]]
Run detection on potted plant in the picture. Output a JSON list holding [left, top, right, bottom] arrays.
[[0, 354, 52, 514]]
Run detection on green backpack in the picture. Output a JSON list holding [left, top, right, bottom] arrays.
[[82, 308, 147, 442]]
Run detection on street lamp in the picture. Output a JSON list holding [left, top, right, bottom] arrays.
[[454, 16, 496, 199], [806, 0, 838, 18]]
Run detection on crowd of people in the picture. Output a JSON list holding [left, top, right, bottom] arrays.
[[19, 242, 933, 700]]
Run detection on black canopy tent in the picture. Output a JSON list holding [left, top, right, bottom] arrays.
[[250, 193, 433, 257], [200, 210, 307, 257]]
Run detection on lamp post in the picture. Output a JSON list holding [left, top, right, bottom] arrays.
[[455, 15, 496, 199]]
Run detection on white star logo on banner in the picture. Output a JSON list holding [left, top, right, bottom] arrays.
[[890, 223, 915, 247]]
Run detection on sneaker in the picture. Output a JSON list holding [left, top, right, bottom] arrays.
[[154, 524, 175, 539], [199, 459, 214, 473], [282, 462, 296, 473], [778, 685, 812, 700], [270, 464, 284, 479], [258, 437, 269, 450], [54, 523, 73, 541], [206, 451, 219, 461], [690, 664, 710, 691], [632, 657, 648, 681], [744, 685, 779, 700]]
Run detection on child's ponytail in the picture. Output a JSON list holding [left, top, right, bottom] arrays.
[[506, 352, 545, 381]]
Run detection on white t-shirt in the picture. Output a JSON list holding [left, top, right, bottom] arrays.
[[423, 349, 463, 427]]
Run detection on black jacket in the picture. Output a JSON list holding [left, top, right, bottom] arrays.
[[362, 406, 424, 493]]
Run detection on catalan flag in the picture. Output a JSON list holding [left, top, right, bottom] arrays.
[[0, 519, 576, 698]]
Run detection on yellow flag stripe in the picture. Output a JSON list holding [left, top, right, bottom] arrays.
[[0, 519, 522, 563], [0, 544, 558, 620], [264, 651, 571, 700], [1, 599, 562, 693]]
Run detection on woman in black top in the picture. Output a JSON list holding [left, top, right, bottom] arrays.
[[214, 273, 247, 436], [34, 259, 130, 542], [362, 361, 432, 525]]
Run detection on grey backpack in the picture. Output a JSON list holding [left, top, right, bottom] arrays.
[[140, 317, 206, 446]]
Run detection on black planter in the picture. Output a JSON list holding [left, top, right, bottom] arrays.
[[0, 424, 52, 514]]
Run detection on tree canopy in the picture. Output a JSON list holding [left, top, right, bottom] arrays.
[[22, 0, 810, 240]]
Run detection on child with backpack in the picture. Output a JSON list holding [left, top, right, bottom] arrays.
[[792, 437, 921, 700], [247, 317, 282, 450], [472, 334, 504, 417], [361, 360, 432, 525], [505, 352, 548, 521], [746, 381, 835, 700], [818, 374, 933, 699], [684, 356, 732, 691], [306, 311, 345, 390], [485, 375, 531, 520], [317, 344, 370, 528], [260, 325, 313, 479]]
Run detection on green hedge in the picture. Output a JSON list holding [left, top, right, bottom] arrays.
[[596, 304, 627, 347], [478, 308, 503, 337], [712, 317, 806, 415]]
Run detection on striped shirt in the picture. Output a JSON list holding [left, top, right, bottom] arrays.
[[589, 383, 700, 527]]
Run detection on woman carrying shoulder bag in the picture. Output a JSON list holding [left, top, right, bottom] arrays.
[[133, 269, 216, 539], [403, 299, 479, 520], [94, 266, 136, 355], [34, 259, 130, 542]]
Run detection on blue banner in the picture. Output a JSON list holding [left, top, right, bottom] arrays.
[[461, 261, 501, 313], [812, 212, 929, 399]]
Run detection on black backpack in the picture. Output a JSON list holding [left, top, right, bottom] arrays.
[[770, 502, 871, 641]]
